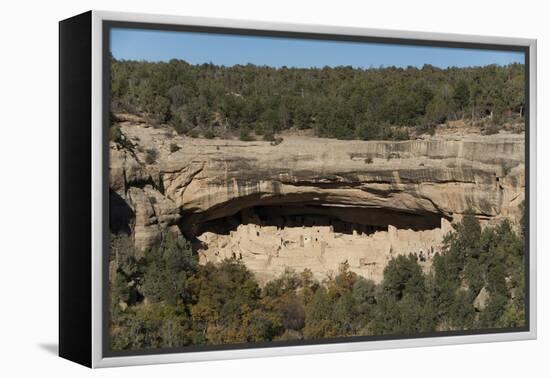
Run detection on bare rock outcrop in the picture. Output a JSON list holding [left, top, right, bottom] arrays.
[[109, 141, 181, 255], [474, 287, 490, 311], [126, 186, 181, 257]]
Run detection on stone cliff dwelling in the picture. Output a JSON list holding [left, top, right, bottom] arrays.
[[194, 205, 453, 284]]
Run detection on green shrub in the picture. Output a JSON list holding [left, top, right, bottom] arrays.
[[263, 131, 275, 142], [270, 137, 284, 146], [416, 123, 436, 136], [239, 129, 254, 141], [109, 124, 122, 142], [145, 148, 159, 164], [482, 123, 500, 135], [203, 130, 215, 139], [391, 128, 410, 141], [170, 113, 190, 135], [169, 143, 180, 153]]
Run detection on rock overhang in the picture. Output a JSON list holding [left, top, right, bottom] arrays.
[[109, 123, 525, 257]]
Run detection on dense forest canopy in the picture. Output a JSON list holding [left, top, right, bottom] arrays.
[[110, 57, 525, 140], [110, 211, 525, 351]]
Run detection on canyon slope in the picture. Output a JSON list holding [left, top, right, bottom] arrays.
[[109, 117, 525, 283]]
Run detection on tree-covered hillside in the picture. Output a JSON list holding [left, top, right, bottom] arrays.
[[110, 211, 525, 351], [110, 57, 525, 140]]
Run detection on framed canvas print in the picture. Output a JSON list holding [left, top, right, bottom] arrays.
[[59, 10, 537, 368]]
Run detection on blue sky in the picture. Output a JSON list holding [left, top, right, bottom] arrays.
[[110, 28, 524, 69]]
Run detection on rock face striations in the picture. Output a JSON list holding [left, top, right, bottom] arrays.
[[109, 118, 525, 282]]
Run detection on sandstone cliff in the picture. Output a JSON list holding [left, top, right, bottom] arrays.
[[109, 118, 525, 282]]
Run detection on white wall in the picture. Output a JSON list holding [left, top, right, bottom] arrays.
[[0, 0, 547, 375]]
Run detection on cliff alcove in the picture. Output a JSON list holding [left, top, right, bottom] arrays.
[[190, 203, 447, 238]]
